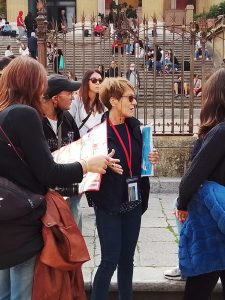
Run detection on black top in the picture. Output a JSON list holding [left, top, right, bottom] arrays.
[[42, 110, 80, 152], [105, 67, 119, 78], [87, 116, 142, 214], [0, 104, 83, 269], [177, 122, 225, 210]]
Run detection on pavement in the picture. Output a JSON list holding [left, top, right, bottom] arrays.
[[81, 177, 223, 298]]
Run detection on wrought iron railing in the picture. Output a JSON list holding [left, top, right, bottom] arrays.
[[44, 19, 214, 135]]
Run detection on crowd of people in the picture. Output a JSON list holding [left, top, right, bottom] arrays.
[[0, 55, 159, 300], [1, 11, 225, 300], [1, 53, 225, 300]]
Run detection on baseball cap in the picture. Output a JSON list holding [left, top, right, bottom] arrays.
[[46, 74, 81, 99]]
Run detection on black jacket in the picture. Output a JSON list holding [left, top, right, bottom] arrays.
[[105, 67, 120, 78], [87, 113, 150, 214], [24, 13, 35, 31], [42, 110, 80, 152], [0, 105, 83, 269], [28, 36, 37, 52]]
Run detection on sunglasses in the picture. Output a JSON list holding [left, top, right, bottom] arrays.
[[121, 95, 136, 102], [89, 78, 103, 84]]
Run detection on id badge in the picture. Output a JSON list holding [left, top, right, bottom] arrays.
[[126, 176, 139, 202]]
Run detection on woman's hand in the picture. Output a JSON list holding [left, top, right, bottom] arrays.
[[107, 149, 123, 175], [82, 156, 109, 174], [80, 149, 122, 175], [148, 149, 159, 165], [175, 208, 188, 224]]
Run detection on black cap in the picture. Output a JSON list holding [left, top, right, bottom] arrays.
[[47, 74, 81, 99]]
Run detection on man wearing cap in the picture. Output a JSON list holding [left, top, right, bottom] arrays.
[[41, 74, 82, 230]]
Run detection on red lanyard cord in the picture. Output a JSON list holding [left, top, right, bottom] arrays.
[[108, 119, 132, 177]]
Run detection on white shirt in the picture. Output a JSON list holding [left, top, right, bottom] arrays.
[[19, 47, 30, 56], [0, 19, 5, 29], [69, 95, 106, 137], [194, 78, 201, 89], [47, 118, 58, 135], [129, 71, 138, 88], [4, 50, 13, 57]]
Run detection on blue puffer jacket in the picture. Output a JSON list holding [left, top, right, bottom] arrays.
[[179, 181, 225, 277]]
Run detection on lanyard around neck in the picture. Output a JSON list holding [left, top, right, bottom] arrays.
[[108, 118, 132, 176]]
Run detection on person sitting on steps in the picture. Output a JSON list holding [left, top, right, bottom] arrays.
[[174, 76, 189, 98]]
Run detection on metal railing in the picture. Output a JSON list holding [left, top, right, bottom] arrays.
[[46, 20, 214, 135]]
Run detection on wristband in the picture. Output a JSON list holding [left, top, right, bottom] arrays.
[[80, 159, 88, 174]]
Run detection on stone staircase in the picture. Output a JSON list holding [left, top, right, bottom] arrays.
[[0, 29, 213, 126], [50, 29, 213, 111]]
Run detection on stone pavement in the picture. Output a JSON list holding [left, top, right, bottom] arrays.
[[81, 178, 184, 293], [80, 178, 222, 298]]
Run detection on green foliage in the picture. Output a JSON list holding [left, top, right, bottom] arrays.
[[207, 4, 222, 18], [194, 12, 207, 21], [194, 1, 225, 20], [126, 5, 137, 18], [109, 0, 137, 19], [98, 13, 104, 20]]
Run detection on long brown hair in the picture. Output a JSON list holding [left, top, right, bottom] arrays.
[[199, 68, 225, 138], [79, 69, 104, 114], [0, 56, 47, 113]]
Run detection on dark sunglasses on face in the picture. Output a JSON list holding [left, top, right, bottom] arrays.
[[89, 78, 103, 84], [121, 95, 136, 102]]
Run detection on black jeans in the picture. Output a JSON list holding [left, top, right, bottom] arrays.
[[184, 271, 225, 300], [91, 205, 142, 300]]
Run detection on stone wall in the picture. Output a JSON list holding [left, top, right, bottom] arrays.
[[153, 135, 197, 177]]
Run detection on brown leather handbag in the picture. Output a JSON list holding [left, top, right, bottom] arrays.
[[32, 190, 90, 300]]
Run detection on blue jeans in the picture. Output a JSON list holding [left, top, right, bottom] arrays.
[[0, 255, 36, 300], [91, 205, 142, 300], [125, 44, 134, 54], [67, 194, 82, 231], [195, 49, 209, 60]]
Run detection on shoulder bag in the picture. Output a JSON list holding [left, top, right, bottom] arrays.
[[0, 126, 44, 221]]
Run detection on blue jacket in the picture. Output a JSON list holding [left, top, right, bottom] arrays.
[[179, 181, 225, 277]]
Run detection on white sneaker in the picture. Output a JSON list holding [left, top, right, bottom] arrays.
[[164, 266, 186, 281]]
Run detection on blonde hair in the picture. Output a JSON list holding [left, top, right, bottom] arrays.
[[99, 77, 135, 110]]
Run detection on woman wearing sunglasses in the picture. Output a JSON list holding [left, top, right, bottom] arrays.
[[69, 69, 105, 137], [86, 77, 159, 300]]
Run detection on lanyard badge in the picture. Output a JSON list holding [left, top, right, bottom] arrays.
[[126, 176, 139, 202], [109, 119, 139, 202]]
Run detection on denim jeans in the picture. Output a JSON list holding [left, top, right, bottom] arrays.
[[91, 205, 142, 300], [195, 49, 209, 60], [17, 26, 25, 40], [67, 194, 82, 231], [125, 44, 134, 54], [0, 255, 36, 300]]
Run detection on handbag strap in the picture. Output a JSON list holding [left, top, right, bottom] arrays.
[[78, 98, 96, 130], [78, 108, 93, 130], [0, 126, 24, 161]]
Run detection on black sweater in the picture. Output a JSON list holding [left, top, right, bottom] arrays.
[[177, 122, 225, 210], [87, 116, 143, 214], [0, 104, 83, 269]]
